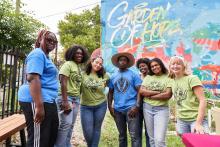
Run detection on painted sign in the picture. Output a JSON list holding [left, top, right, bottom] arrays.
[[101, 0, 220, 97]]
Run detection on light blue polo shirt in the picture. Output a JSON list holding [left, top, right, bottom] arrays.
[[108, 69, 142, 112], [18, 48, 58, 103]]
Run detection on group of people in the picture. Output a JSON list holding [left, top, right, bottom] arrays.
[[18, 29, 208, 147]]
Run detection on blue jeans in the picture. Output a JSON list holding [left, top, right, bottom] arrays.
[[176, 118, 209, 135], [80, 101, 107, 147], [54, 96, 80, 147], [114, 109, 141, 147], [143, 103, 169, 147]]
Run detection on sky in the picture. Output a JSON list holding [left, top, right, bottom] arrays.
[[21, 0, 100, 34]]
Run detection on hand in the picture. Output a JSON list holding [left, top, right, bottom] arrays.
[[128, 106, 139, 118], [139, 87, 147, 95], [139, 90, 143, 95], [193, 123, 205, 134], [175, 124, 181, 136], [61, 100, 71, 110], [108, 106, 115, 118], [61, 100, 73, 115], [34, 104, 45, 124]]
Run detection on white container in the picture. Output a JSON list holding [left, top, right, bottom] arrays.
[[211, 107, 220, 134]]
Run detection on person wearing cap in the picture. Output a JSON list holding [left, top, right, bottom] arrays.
[[108, 52, 142, 147]]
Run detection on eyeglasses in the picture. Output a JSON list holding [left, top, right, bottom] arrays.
[[46, 38, 58, 45]]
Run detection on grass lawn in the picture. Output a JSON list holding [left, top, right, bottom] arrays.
[[100, 111, 184, 147]]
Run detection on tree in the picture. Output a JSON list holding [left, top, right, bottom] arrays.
[[0, 0, 44, 53], [58, 5, 101, 53]]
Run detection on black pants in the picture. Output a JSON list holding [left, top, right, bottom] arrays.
[[20, 102, 59, 147], [139, 107, 150, 147]]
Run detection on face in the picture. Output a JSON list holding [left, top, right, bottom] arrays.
[[150, 61, 162, 75], [91, 57, 103, 72], [169, 58, 185, 75], [73, 49, 83, 63], [45, 33, 57, 52], [118, 56, 129, 69], [138, 63, 148, 75]]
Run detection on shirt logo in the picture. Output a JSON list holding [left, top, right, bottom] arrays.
[[148, 81, 165, 91], [114, 77, 129, 93], [174, 87, 187, 106], [84, 77, 103, 92]]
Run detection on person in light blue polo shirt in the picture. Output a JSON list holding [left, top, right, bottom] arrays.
[[108, 52, 142, 147], [18, 30, 59, 147]]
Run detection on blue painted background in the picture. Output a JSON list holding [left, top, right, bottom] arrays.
[[101, 0, 220, 97]]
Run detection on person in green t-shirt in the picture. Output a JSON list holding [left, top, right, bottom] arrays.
[[55, 45, 89, 147], [139, 58, 172, 147], [136, 58, 150, 147], [80, 56, 109, 147], [169, 56, 208, 136]]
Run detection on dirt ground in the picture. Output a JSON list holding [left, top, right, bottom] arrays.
[[71, 113, 87, 147]]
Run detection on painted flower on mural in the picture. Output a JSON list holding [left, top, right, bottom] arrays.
[[191, 23, 220, 93]]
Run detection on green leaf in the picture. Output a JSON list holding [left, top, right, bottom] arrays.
[[58, 5, 101, 54]]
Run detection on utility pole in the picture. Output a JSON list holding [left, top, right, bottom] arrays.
[[12, 0, 21, 114], [16, 0, 20, 14]]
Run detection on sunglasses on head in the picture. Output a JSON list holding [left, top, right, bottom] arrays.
[[171, 55, 185, 62]]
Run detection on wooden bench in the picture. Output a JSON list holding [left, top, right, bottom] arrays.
[[0, 114, 26, 147]]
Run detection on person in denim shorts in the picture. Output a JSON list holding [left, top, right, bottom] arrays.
[[169, 56, 209, 135], [54, 45, 89, 147]]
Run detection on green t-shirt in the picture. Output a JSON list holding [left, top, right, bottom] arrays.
[[59, 61, 82, 97], [142, 74, 172, 106], [81, 72, 109, 106], [172, 75, 203, 121]]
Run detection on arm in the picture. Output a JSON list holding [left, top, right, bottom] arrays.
[[108, 88, 115, 118], [192, 86, 207, 134], [139, 86, 160, 97], [59, 74, 72, 112], [59, 74, 68, 101], [136, 86, 141, 107], [27, 73, 44, 124], [128, 86, 141, 118], [150, 87, 172, 100]]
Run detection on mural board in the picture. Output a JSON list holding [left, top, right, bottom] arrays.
[[101, 0, 220, 98]]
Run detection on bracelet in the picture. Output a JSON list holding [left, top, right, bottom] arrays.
[[136, 103, 140, 108]]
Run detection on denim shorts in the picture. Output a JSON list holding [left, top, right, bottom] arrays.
[[176, 118, 209, 135]]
